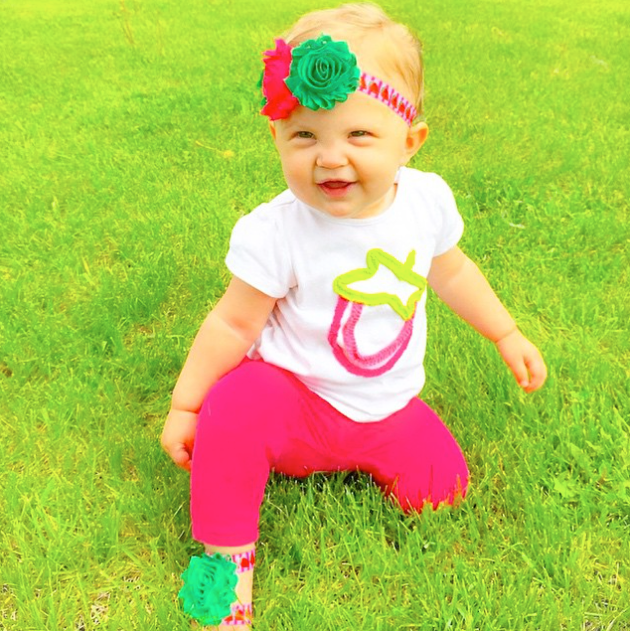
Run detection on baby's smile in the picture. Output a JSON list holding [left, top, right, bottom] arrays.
[[317, 180, 356, 197]]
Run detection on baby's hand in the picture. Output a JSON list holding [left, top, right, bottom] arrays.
[[160, 408, 198, 471], [495, 329, 547, 393]]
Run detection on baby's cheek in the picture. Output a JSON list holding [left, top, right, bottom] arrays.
[[282, 161, 305, 186]]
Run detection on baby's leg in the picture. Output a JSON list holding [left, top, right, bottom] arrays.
[[190, 359, 350, 545], [359, 398, 469, 512], [190, 360, 293, 546], [187, 360, 335, 627]]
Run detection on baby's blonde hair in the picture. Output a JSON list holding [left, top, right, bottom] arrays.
[[282, 3, 424, 115]]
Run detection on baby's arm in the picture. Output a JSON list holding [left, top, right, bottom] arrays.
[[427, 246, 547, 392], [161, 277, 277, 470]]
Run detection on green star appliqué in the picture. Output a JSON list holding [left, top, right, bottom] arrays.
[[332, 249, 427, 321]]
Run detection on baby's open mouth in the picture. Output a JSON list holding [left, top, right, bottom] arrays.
[[318, 180, 355, 196]]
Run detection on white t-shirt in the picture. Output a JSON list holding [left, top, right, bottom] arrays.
[[225, 167, 464, 422]]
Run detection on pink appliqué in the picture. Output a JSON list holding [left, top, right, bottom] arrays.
[[260, 39, 299, 121], [328, 297, 415, 377]]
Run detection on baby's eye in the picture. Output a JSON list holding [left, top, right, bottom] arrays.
[[295, 131, 315, 139], [350, 130, 371, 138]]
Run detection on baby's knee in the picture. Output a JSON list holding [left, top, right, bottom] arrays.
[[386, 400, 469, 511], [391, 452, 469, 512], [199, 360, 297, 440]]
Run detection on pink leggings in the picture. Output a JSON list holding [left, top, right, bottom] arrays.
[[191, 360, 469, 546]]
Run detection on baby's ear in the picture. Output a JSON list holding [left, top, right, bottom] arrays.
[[268, 121, 277, 140], [402, 122, 428, 163]]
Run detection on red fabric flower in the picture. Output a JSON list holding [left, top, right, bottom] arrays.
[[260, 39, 299, 120]]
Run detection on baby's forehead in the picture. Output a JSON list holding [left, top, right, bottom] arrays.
[[280, 92, 403, 131]]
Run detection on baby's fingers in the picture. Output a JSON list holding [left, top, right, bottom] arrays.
[[496, 331, 547, 393], [523, 350, 547, 392], [508, 355, 531, 390], [160, 409, 197, 471], [170, 443, 193, 471]]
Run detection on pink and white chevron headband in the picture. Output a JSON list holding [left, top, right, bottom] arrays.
[[357, 73, 417, 126]]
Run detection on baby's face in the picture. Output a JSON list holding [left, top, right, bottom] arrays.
[[270, 91, 426, 220]]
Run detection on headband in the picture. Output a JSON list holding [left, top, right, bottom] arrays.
[[260, 35, 418, 126]]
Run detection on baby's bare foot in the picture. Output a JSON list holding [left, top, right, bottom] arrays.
[[204, 544, 255, 630]]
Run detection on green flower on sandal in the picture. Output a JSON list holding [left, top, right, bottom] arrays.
[[285, 35, 360, 111], [178, 553, 238, 626]]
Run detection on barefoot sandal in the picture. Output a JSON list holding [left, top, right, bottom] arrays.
[[178, 548, 256, 627]]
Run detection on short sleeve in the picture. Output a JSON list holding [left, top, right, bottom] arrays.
[[225, 204, 296, 298], [428, 173, 465, 256]]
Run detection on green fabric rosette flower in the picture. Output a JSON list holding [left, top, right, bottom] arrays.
[[178, 553, 238, 626], [285, 35, 360, 110]]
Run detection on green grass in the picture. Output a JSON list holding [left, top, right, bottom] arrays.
[[1, 0, 629, 629]]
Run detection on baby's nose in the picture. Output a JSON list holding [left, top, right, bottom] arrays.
[[316, 143, 348, 169]]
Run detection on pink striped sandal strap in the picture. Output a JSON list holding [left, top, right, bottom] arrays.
[[221, 602, 253, 626], [231, 548, 256, 573]]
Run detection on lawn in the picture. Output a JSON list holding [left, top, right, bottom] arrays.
[[1, 0, 629, 629]]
